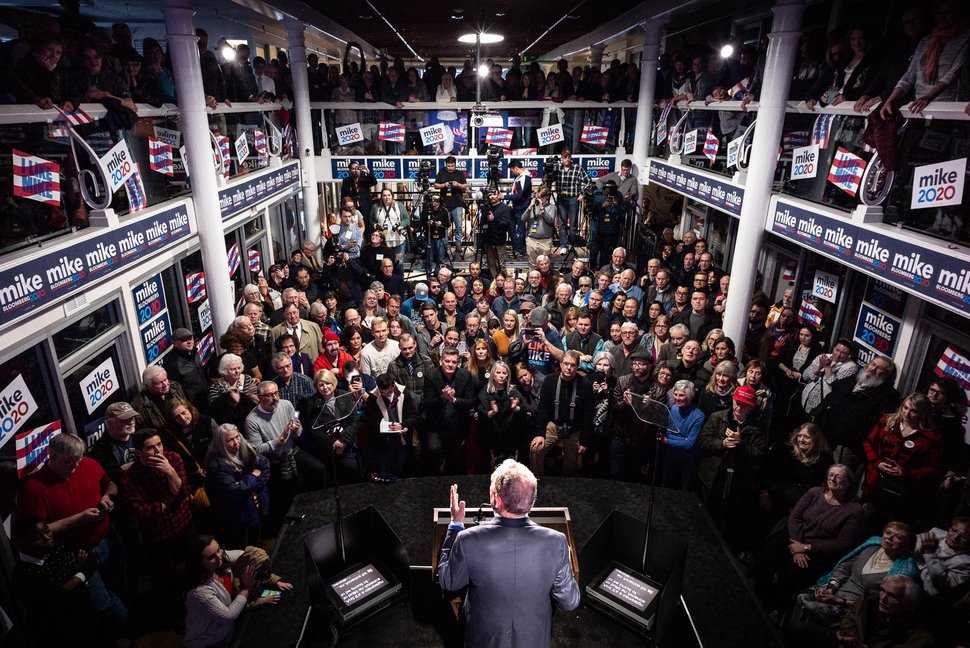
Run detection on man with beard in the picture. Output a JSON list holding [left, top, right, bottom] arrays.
[[813, 355, 899, 469], [314, 329, 353, 373], [611, 322, 646, 378], [741, 296, 770, 364], [531, 351, 593, 477], [421, 348, 477, 475], [610, 350, 657, 482]]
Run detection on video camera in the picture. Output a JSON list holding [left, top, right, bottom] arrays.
[[542, 155, 561, 189], [485, 146, 502, 194], [417, 159, 433, 191]]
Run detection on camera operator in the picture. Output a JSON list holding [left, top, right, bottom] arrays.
[[595, 158, 640, 205], [340, 162, 377, 229], [553, 150, 591, 253], [425, 195, 452, 275], [508, 160, 533, 255], [524, 187, 556, 265], [434, 155, 468, 246], [530, 350, 593, 477], [334, 206, 363, 260], [588, 180, 626, 271], [371, 188, 409, 271], [482, 189, 512, 278]]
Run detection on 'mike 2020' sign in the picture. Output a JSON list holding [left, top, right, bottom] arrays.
[[772, 198, 970, 318], [648, 160, 744, 216], [218, 162, 300, 219], [0, 203, 192, 329]]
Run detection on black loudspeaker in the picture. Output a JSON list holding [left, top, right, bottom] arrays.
[[579, 509, 687, 645], [304, 505, 409, 626]]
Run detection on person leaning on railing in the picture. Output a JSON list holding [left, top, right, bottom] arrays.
[[14, 33, 80, 111]]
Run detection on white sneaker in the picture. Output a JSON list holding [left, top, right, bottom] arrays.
[[558, 246, 568, 255]]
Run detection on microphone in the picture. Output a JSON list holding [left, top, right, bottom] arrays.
[[474, 503, 490, 524]]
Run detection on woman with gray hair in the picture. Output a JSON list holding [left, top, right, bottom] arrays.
[[662, 379, 706, 491], [585, 350, 616, 478], [208, 353, 259, 429], [205, 423, 270, 547], [698, 360, 739, 418]]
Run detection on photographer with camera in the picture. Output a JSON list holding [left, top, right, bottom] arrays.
[[530, 350, 593, 477], [434, 156, 468, 246], [524, 187, 557, 265], [552, 150, 591, 253], [588, 180, 626, 271], [424, 196, 452, 275], [508, 160, 533, 255], [340, 162, 377, 227], [371, 188, 409, 271], [481, 189, 512, 279]]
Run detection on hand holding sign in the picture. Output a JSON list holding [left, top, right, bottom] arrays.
[[336, 122, 364, 145], [420, 124, 446, 147]]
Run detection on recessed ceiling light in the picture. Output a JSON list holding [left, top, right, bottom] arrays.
[[495, 12, 505, 16], [451, 14, 464, 19]]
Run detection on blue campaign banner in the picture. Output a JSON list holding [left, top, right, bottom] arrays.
[[473, 157, 509, 180], [139, 311, 172, 364], [365, 158, 402, 180], [0, 203, 192, 329], [853, 302, 901, 357], [218, 162, 300, 219], [772, 198, 970, 318], [131, 273, 167, 326], [579, 156, 615, 179], [648, 160, 744, 216]]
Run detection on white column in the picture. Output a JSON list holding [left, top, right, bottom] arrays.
[[722, 0, 806, 346], [163, 0, 235, 336], [285, 18, 323, 257], [630, 19, 664, 174]]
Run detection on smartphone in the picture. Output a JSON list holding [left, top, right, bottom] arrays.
[[260, 589, 282, 598], [595, 371, 606, 384]]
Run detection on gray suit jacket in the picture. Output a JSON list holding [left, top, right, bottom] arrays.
[[438, 515, 580, 648]]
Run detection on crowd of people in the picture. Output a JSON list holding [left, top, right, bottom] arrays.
[[10, 180, 970, 643]]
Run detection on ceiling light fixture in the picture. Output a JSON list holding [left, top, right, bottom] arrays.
[[458, 32, 504, 44], [720, 44, 735, 58]]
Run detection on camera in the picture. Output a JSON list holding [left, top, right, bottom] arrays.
[[595, 371, 606, 384], [556, 422, 574, 439], [417, 159, 433, 191]]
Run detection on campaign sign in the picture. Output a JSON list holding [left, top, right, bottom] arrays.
[[771, 198, 970, 319], [648, 160, 744, 216], [140, 312, 172, 364], [198, 298, 212, 331], [0, 375, 39, 450], [0, 203, 191, 328], [507, 157, 544, 179], [579, 156, 615, 179], [235, 132, 250, 165], [218, 162, 300, 219], [79, 356, 119, 415], [131, 273, 167, 326], [791, 144, 820, 180], [435, 157, 470, 175], [683, 130, 698, 155], [100, 139, 136, 193], [854, 302, 901, 356], [911, 158, 966, 210], [331, 158, 365, 180], [366, 158, 401, 180], [865, 279, 907, 318], [335, 122, 365, 146], [727, 137, 742, 168], [473, 157, 509, 180], [537, 124, 564, 147], [812, 269, 839, 303], [154, 126, 181, 149], [419, 124, 447, 147]]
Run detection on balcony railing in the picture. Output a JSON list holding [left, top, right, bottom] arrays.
[[0, 101, 288, 256]]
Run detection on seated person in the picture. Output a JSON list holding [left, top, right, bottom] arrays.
[[915, 516, 970, 597]]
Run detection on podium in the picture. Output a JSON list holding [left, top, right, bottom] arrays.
[[431, 506, 580, 582]]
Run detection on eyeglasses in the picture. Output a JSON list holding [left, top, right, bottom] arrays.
[[927, 387, 944, 396]]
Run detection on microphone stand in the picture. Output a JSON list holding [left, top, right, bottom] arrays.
[[312, 390, 364, 567], [641, 417, 665, 574]]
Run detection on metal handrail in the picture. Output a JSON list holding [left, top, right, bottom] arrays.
[[308, 100, 638, 110], [0, 100, 288, 126], [661, 99, 970, 121]]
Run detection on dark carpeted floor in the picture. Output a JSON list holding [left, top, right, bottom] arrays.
[[233, 476, 784, 647]]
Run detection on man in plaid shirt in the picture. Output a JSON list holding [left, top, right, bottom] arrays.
[[386, 333, 435, 410], [553, 149, 592, 251], [119, 430, 193, 621]]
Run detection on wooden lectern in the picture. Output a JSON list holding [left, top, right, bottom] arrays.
[[431, 506, 580, 583]]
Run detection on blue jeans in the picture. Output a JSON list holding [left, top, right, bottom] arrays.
[[428, 238, 447, 270], [556, 195, 581, 245], [449, 206, 465, 245], [512, 209, 527, 252]]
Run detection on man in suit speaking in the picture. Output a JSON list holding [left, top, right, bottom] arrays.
[[438, 459, 581, 647]]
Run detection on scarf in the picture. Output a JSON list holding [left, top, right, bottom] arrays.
[[817, 535, 918, 586], [923, 25, 962, 83]]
